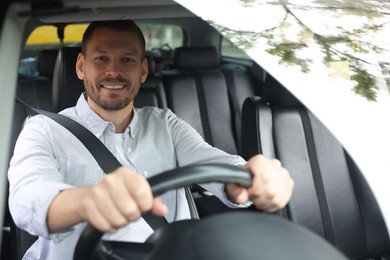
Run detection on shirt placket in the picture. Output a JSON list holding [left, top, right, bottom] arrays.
[[123, 132, 139, 174]]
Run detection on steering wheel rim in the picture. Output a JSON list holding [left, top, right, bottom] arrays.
[[73, 164, 252, 260], [73, 164, 348, 260]]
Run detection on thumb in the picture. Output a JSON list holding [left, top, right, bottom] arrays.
[[225, 183, 249, 204], [150, 197, 168, 217]]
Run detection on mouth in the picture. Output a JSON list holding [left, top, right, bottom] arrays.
[[100, 84, 127, 90]]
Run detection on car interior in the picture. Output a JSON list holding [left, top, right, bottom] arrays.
[[1, 1, 390, 259]]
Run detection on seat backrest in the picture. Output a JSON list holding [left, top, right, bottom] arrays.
[[17, 49, 58, 111], [241, 77, 390, 259], [52, 47, 82, 111], [134, 56, 167, 109], [8, 49, 59, 260], [36, 49, 59, 79], [163, 46, 255, 155], [220, 63, 257, 153], [52, 46, 167, 112], [9, 47, 59, 209]]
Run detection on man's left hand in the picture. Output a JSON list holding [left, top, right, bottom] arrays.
[[225, 154, 294, 212]]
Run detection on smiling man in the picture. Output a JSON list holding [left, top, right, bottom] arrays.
[[8, 20, 293, 260], [78, 22, 147, 113]]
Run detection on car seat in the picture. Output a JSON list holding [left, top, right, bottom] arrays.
[[241, 76, 390, 259]]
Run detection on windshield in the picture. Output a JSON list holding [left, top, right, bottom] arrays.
[[179, 0, 390, 101], [176, 0, 390, 234]]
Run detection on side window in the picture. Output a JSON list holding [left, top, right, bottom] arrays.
[[139, 23, 183, 51], [25, 23, 183, 52], [20, 24, 88, 75], [139, 23, 183, 71], [221, 37, 251, 60]]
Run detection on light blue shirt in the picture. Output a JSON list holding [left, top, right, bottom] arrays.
[[8, 93, 246, 260]]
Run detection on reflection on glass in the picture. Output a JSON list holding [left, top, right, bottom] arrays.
[[203, 0, 390, 101]]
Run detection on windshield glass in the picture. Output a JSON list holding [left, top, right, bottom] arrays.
[[178, 0, 390, 102], [176, 0, 390, 234]]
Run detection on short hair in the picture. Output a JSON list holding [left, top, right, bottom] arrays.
[[81, 20, 146, 58]]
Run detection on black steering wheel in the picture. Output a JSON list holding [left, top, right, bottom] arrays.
[[73, 164, 348, 260]]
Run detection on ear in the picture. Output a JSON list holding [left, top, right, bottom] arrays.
[[140, 58, 149, 83], [75, 53, 85, 80]]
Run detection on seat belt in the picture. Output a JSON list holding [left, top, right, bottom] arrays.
[[17, 97, 168, 230]]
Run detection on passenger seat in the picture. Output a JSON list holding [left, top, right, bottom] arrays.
[[163, 46, 255, 155], [241, 76, 390, 259]]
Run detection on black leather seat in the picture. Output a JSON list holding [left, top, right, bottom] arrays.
[[241, 76, 390, 259], [161, 46, 258, 217], [16, 49, 58, 112], [163, 46, 255, 155], [8, 49, 59, 260]]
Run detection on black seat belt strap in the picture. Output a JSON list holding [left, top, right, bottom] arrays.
[[16, 97, 168, 229]]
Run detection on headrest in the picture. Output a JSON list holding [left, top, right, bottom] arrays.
[[145, 51, 157, 74], [52, 47, 84, 111], [173, 46, 220, 70], [263, 75, 303, 107], [37, 49, 59, 78]]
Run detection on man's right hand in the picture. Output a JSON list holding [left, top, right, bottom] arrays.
[[47, 167, 168, 233]]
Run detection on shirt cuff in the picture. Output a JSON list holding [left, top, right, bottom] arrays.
[[17, 180, 75, 240], [200, 182, 253, 209]]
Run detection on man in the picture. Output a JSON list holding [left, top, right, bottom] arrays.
[[8, 20, 293, 259]]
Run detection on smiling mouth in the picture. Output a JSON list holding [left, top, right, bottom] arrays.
[[100, 84, 126, 90]]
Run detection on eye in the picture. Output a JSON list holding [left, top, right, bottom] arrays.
[[122, 57, 136, 63], [95, 56, 108, 62]]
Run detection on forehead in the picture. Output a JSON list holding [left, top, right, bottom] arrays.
[[87, 27, 142, 54]]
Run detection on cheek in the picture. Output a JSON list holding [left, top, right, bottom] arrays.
[[83, 70, 96, 88], [84, 67, 101, 83]]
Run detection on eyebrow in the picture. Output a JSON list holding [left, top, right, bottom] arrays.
[[92, 49, 138, 56]]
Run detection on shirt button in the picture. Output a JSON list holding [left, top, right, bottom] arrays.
[[127, 147, 132, 152], [143, 171, 149, 176]]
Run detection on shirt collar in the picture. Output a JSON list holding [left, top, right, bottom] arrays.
[[75, 93, 138, 138], [75, 93, 113, 137]]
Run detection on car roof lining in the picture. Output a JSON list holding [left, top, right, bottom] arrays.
[[16, 0, 196, 23]]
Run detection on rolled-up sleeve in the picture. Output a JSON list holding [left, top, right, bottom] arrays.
[[8, 116, 74, 239]]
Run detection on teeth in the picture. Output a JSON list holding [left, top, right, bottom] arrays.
[[103, 85, 124, 89]]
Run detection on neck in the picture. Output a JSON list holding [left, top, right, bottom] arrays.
[[88, 100, 134, 133]]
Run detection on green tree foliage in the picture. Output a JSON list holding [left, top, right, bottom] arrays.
[[212, 0, 390, 101]]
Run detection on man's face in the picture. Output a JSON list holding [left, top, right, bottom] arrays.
[[76, 27, 148, 111]]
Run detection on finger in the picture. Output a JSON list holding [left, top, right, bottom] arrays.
[[105, 170, 146, 220], [90, 183, 131, 230], [225, 183, 249, 204], [267, 168, 293, 210], [121, 170, 154, 213], [111, 184, 142, 221], [107, 167, 154, 215], [150, 197, 168, 217], [251, 168, 294, 212], [82, 187, 126, 233], [275, 171, 294, 209], [247, 156, 293, 210]]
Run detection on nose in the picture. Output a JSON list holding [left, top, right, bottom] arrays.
[[105, 60, 122, 78]]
